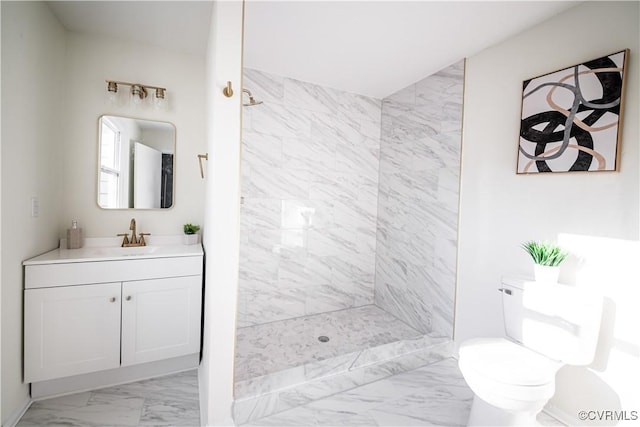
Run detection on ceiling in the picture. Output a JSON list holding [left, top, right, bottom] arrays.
[[47, 1, 213, 56], [48, 1, 578, 98]]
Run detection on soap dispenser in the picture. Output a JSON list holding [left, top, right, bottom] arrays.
[[66, 220, 83, 249]]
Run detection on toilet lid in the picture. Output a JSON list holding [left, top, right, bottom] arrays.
[[459, 338, 559, 386]]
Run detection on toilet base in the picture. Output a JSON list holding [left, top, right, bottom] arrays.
[[467, 395, 540, 426]]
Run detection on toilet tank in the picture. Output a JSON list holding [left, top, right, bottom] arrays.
[[500, 276, 603, 365]]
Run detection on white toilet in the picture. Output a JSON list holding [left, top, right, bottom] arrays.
[[458, 276, 603, 426]]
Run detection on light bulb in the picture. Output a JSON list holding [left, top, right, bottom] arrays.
[[154, 88, 167, 110], [131, 85, 147, 105], [106, 81, 118, 104]]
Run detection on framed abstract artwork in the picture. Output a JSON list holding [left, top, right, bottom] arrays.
[[517, 49, 629, 174]]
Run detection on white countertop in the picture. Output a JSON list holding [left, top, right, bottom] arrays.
[[24, 235, 203, 265]]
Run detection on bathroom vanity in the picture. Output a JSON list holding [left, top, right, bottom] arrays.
[[23, 237, 203, 397]]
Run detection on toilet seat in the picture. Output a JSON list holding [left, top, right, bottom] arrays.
[[458, 338, 560, 409]]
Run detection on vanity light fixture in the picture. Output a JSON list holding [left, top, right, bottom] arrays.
[[105, 80, 167, 110], [130, 84, 147, 104], [154, 87, 166, 110]]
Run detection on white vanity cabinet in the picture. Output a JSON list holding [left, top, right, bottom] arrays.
[[24, 282, 122, 382], [24, 244, 203, 384], [121, 276, 201, 366]]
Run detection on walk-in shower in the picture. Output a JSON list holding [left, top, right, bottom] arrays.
[[233, 63, 464, 424]]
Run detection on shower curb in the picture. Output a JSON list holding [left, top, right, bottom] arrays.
[[233, 338, 453, 425]]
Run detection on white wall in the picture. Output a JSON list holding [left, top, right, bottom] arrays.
[[62, 31, 206, 237], [550, 234, 640, 425], [142, 127, 174, 154], [199, 1, 244, 425], [458, 1, 639, 423], [1, 3, 3, 424], [1, 5, 207, 423], [1, 2, 66, 423]]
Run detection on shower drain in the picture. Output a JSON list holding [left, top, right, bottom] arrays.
[[317, 335, 330, 343]]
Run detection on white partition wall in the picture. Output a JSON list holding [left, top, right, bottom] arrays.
[[199, 1, 244, 425]]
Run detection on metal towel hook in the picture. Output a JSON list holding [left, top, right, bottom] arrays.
[[223, 81, 233, 97], [198, 153, 208, 179]]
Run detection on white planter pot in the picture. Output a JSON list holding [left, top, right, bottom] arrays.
[[183, 234, 200, 245], [534, 264, 560, 284]]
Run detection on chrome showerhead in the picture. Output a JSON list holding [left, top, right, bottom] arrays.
[[242, 88, 263, 107]]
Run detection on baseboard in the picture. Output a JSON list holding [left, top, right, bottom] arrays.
[[30, 354, 199, 401], [2, 396, 32, 427]]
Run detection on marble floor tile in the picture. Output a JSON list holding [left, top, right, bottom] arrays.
[[537, 411, 567, 427], [245, 358, 565, 427], [98, 370, 200, 403], [138, 398, 200, 426], [17, 370, 199, 427], [17, 354, 567, 427]]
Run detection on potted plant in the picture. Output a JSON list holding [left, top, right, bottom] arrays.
[[521, 240, 568, 283], [183, 223, 201, 245]]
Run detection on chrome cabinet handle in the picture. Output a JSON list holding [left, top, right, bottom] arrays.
[[109, 297, 117, 303], [497, 288, 512, 295], [126, 295, 132, 301]]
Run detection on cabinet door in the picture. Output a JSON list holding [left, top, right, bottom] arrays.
[[121, 276, 202, 366], [24, 282, 122, 383]]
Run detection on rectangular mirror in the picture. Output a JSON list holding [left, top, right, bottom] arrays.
[[98, 115, 175, 209]]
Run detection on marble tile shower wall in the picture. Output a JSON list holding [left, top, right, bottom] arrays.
[[374, 61, 464, 337], [238, 68, 382, 327]]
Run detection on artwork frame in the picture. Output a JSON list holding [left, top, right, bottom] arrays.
[[517, 49, 629, 174]]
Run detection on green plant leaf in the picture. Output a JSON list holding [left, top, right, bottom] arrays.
[[183, 223, 200, 234], [521, 240, 568, 266]]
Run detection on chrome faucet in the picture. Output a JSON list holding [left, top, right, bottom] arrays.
[[117, 218, 150, 247]]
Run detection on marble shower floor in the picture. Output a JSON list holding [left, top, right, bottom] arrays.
[[235, 305, 426, 382], [16, 370, 199, 427]]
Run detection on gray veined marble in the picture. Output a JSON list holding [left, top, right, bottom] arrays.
[[244, 165, 310, 200], [244, 68, 285, 103], [242, 131, 284, 169], [17, 370, 199, 427], [241, 198, 282, 230], [16, 359, 565, 427], [239, 62, 464, 336], [239, 68, 382, 326], [284, 77, 341, 114], [244, 357, 565, 427], [243, 358, 469, 426], [310, 110, 371, 147], [250, 102, 312, 139], [233, 305, 454, 424], [374, 60, 464, 337], [235, 305, 423, 382], [236, 62, 465, 422], [283, 135, 337, 170]]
